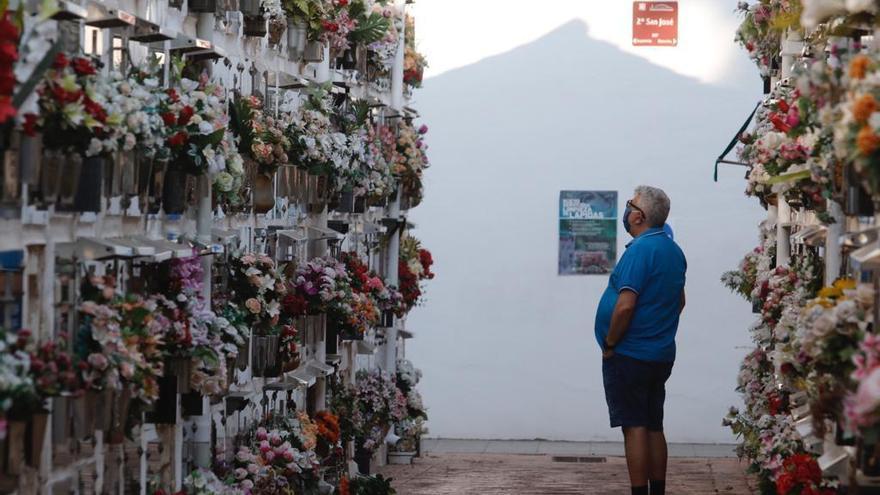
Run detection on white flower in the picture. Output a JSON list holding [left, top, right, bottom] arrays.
[[214, 171, 234, 192], [199, 121, 215, 135]]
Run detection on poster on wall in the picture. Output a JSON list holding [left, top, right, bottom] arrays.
[[558, 191, 618, 275]]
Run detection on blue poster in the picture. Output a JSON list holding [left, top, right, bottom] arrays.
[[558, 191, 618, 275]]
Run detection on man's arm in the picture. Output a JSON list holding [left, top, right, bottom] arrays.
[[603, 290, 638, 355]]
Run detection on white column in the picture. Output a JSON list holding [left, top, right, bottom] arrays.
[[383, 3, 406, 376], [825, 201, 844, 285], [776, 199, 791, 267]]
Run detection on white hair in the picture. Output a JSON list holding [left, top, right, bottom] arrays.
[[634, 185, 671, 227]]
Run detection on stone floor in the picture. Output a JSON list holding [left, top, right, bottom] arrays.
[[377, 440, 756, 494]]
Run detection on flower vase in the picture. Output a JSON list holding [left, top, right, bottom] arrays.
[[118, 150, 140, 199], [146, 375, 177, 425], [267, 17, 286, 46], [334, 191, 355, 213], [325, 323, 338, 355], [354, 443, 372, 475], [239, 0, 260, 15], [264, 334, 281, 377], [133, 156, 154, 212], [5, 420, 25, 475], [51, 397, 70, 446], [356, 44, 367, 74], [162, 164, 187, 215], [0, 130, 20, 206], [339, 48, 357, 70], [108, 388, 132, 444], [95, 389, 114, 434], [27, 412, 49, 468], [381, 310, 394, 328], [287, 20, 306, 60], [303, 41, 325, 63], [315, 175, 330, 204], [293, 168, 308, 204], [44, 150, 80, 208], [72, 154, 105, 213], [253, 171, 275, 214], [19, 132, 42, 187], [236, 340, 250, 371], [252, 335, 269, 377], [188, 0, 215, 12], [243, 15, 266, 37], [226, 357, 236, 386], [73, 392, 97, 439], [170, 358, 192, 395]]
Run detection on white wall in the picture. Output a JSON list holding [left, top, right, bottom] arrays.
[[404, 20, 765, 443]]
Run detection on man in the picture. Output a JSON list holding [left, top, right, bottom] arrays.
[[594, 186, 686, 495]]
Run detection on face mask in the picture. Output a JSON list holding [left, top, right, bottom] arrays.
[[622, 206, 633, 234]]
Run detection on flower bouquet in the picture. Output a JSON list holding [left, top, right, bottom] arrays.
[[159, 72, 228, 177], [394, 121, 429, 207]]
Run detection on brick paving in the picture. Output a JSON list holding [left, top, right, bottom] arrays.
[[378, 453, 758, 494]]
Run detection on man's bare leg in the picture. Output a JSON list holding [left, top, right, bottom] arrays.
[[623, 426, 649, 490], [648, 430, 668, 494]]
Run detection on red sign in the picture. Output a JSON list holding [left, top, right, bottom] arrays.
[[633, 2, 678, 47]]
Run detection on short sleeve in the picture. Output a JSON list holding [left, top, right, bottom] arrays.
[[615, 246, 651, 295]]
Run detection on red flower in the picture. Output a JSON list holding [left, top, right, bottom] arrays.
[[53, 53, 68, 69], [168, 131, 188, 147], [322, 21, 339, 32], [166, 88, 179, 103], [337, 0, 348, 6], [0, 96, 15, 124], [23, 113, 38, 136], [83, 97, 107, 122], [71, 57, 96, 76], [777, 100, 790, 113], [0, 41, 17, 64], [161, 112, 176, 127], [0, 69, 15, 95], [178, 105, 194, 126], [770, 114, 792, 133], [0, 15, 19, 44]]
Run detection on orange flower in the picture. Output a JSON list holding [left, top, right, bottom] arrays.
[[851, 54, 870, 80], [854, 94, 877, 124], [857, 126, 880, 155], [339, 477, 350, 495]]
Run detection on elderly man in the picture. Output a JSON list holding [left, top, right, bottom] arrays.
[[594, 186, 686, 495]]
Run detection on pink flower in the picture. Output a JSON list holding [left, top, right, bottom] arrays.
[[234, 468, 248, 480], [269, 431, 282, 446], [241, 480, 254, 490], [241, 254, 256, 265], [259, 440, 271, 453], [256, 427, 268, 440], [367, 277, 384, 291], [88, 353, 109, 371], [848, 366, 880, 426], [263, 450, 275, 463], [283, 450, 295, 462], [245, 298, 262, 314], [247, 463, 259, 474]]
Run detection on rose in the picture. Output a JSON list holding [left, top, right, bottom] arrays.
[[234, 467, 248, 480], [87, 353, 109, 371]]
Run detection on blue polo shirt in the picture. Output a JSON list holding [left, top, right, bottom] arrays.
[[594, 227, 687, 363]]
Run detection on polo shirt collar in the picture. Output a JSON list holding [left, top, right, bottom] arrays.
[[626, 227, 665, 248]]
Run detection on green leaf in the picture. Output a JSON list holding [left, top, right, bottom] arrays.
[[350, 12, 390, 44], [765, 169, 811, 185]]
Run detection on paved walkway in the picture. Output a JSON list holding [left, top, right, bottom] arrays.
[[378, 440, 756, 495]]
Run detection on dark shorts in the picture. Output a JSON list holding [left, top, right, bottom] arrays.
[[602, 353, 674, 431]]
